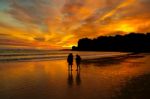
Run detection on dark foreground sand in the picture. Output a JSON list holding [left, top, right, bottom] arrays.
[[0, 53, 150, 99]]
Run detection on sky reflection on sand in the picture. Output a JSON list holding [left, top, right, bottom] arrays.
[[0, 54, 150, 99]]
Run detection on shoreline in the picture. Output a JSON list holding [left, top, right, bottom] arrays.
[[0, 52, 148, 63], [81, 53, 148, 66]]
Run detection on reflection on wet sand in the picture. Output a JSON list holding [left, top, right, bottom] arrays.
[[68, 71, 73, 86], [67, 70, 82, 86], [113, 73, 150, 99], [0, 54, 150, 99], [76, 70, 81, 86]]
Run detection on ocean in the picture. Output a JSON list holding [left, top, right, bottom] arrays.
[[0, 49, 127, 62]]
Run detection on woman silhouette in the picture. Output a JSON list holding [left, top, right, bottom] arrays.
[[76, 54, 81, 71]]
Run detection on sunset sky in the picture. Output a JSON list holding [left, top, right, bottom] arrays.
[[0, 0, 150, 49]]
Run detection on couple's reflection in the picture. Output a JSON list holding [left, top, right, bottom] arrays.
[[68, 71, 73, 86], [76, 71, 81, 86], [67, 70, 81, 86]]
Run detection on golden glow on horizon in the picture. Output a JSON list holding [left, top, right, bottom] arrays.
[[116, 24, 136, 33], [62, 44, 77, 48]]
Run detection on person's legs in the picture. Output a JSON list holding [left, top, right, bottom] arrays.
[[68, 64, 70, 70], [70, 64, 73, 71], [76, 63, 79, 71], [76, 66, 78, 71], [79, 61, 81, 70]]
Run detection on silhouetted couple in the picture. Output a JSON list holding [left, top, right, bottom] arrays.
[[67, 53, 81, 71]]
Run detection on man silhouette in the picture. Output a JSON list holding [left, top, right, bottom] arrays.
[[67, 53, 73, 71]]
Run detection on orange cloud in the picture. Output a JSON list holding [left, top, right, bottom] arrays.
[[0, 0, 150, 49]]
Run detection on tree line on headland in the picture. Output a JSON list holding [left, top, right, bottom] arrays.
[[72, 33, 150, 52]]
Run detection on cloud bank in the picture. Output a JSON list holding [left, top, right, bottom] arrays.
[[0, 0, 150, 49]]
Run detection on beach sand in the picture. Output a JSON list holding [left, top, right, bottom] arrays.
[[0, 53, 150, 99]]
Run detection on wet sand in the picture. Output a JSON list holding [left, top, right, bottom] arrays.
[[0, 53, 150, 99]]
